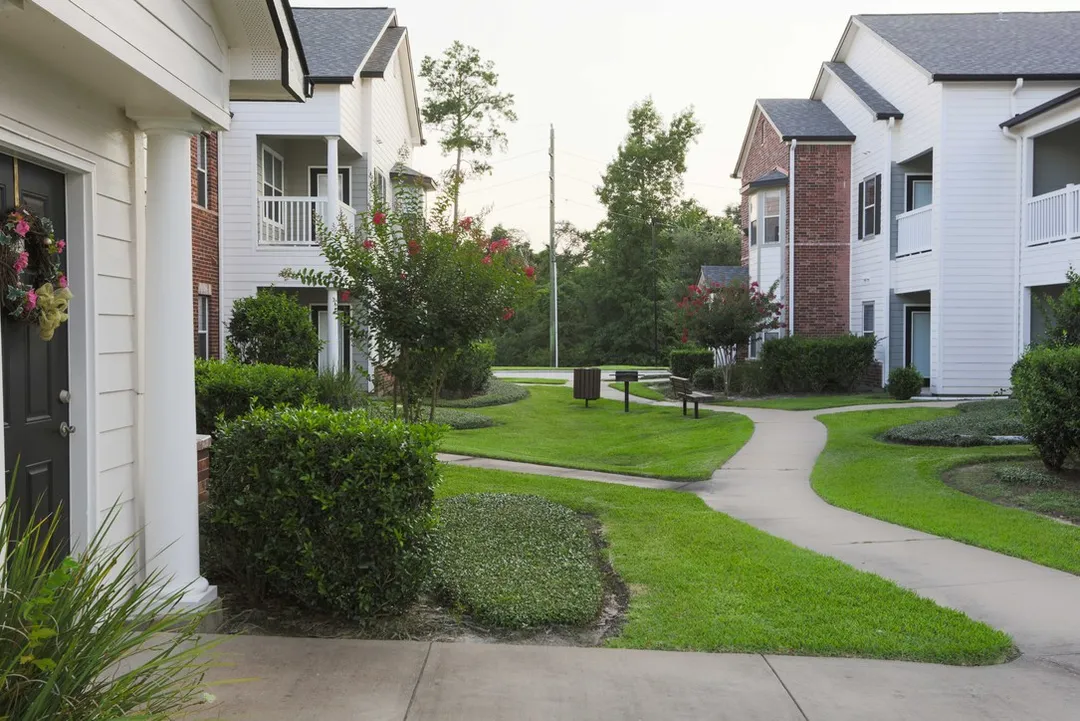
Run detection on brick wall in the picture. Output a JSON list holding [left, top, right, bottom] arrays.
[[738, 114, 790, 264], [792, 143, 851, 337], [191, 132, 220, 359]]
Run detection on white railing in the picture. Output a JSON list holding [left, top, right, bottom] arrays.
[[1026, 184, 1080, 246], [896, 204, 933, 258], [257, 196, 357, 246]]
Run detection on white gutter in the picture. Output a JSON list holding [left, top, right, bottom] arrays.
[[788, 139, 796, 335], [882, 118, 895, 386], [1002, 78, 1024, 362]]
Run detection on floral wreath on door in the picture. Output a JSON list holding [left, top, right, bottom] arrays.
[[0, 207, 73, 341]]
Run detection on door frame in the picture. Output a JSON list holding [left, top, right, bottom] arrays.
[[903, 304, 932, 387], [310, 303, 351, 373], [0, 127, 98, 553], [307, 166, 352, 203]]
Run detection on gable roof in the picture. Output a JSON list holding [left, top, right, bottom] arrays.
[[292, 7, 395, 81], [362, 26, 407, 77], [757, 99, 854, 141], [853, 12, 1080, 80], [746, 169, 788, 190], [700, 266, 749, 287], [821, 62, 902, 120]]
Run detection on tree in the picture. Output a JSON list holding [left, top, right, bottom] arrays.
[[678, 280, 782, 393], [226, 291, 322, 368], [665, 200, 741, 303], [283, 195, 531, 422], [1036, 266, 1080, 347], [420, 42, 517, 223]]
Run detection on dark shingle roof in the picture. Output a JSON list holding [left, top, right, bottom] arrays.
[[857, 13, 1080, 80], [757, 99, 854, 141], [824, 62, 902, 119], [747, 169, 788, 189], [292, 7, 395, 80], [391, 163, 436, 190], [361, 26, 407, 77], [700, 266, 749, 287]]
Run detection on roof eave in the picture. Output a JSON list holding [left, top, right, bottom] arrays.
[[935, 73, 1080, 82], [781, 134, 856, 142], [1000, 86, 1080, 128], [309, 75, 355, 84]]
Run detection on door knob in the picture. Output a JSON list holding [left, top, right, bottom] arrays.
[[59, 422, 76, 438], [58, 389, 71, 404]]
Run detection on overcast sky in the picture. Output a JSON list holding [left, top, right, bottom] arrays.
[[295, 1, 1078, 247]]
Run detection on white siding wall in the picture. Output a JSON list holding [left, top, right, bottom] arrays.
[[757, 245, 783, 293], [1, 52, 139, 548], [371, 48, 416, 194]]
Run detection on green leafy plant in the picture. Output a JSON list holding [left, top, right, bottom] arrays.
[[194, 359, 318, 434], [1035, 266, 1080, 347], [994, 465, 1060, 488], [435, 340, 496, 399], [226, 290, 323, 368], [669, 346, 713, 379], [727, 361, 765, 396], [1012, 345, 1080, 469], [431, 493, 603, 627], [204, 405, 442, 617], [760, 335, 877, 393], [0, 498, 216, 720], [882, 400, 1025, 447], [887, 366, 924, 400], [432, 408, 496, 430], [691, 366, 714, 391], [313, 367, 367, 410], [438, 378, 528, 408]]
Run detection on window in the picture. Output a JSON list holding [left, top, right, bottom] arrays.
[[906, 175, 932, 211], [374, 170, 389, 205], [858, 174, 882, 239], [862, 302, 875, 337], [195, 134, 209, 208], [196, 295, 210, 360], [762, 190, 781, 244], [261, 145, 285, 223], [748, 330, 781, 360], [748, 194, 758, 246]]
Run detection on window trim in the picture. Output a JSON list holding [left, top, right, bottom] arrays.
[[861, 301, 875, 337], [374, 169, 390, 206], [861, 174, 877, 239], [761, 189, 782, 244], [196, 294, 210, 360], [260, 144, 285, 226], [195, 133, 209, 208], [905, 174, 933, 212]]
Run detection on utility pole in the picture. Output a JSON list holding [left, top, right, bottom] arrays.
[[549, 124, 559, 367], [651, 218, 658, 364]]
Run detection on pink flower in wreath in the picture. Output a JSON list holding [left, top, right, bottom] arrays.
[[56, 240, 66, 252], [58, 274, 68, 289], [25, 288, 37, 311], [13, 251, 29, 274], [14, 219, 30, 238]]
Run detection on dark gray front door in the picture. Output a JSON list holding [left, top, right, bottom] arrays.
[[1, 154, 71, 553]]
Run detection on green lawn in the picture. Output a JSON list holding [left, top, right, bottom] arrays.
[[494, 365, 667, 371], [718, 394, 917, 411], [813, 409, 1080, 575], [607, 381, 667, 401], [438, 465, 1013, 664], [509, 377, 568, 385], [442, 386, 752, 481]]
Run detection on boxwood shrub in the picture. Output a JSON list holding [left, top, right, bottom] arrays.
[[728, 361, 765, 396], [886, 366, 924, 400], [670, 347, 713, 379], [441, 341, 497, 399], [692, 366, 714, 391], [1012, 346, 1080, 469], [195, 360, 318, 434], [204, 405, 442, 618], [760, 335, 876, 393]]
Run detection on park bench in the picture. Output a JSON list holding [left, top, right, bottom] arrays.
[[669, 376, 712, 419]]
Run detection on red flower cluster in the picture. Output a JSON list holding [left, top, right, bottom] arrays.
[[481, 255, 492, 265], [460, 216, 473, 231], [501, 307, 515, 321], [362, 238, 375, 250], [340, 290, 351, 302], [524, 265, 536, 279], [488, 237, 511, 253], [407, 240, 421, 256], [373, 211, 387, 226]]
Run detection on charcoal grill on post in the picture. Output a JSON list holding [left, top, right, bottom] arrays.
[[614, 370, 640, 412]]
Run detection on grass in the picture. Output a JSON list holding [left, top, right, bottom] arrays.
[[607, 381, 666, 401], [509, 377, 568, 385], [431, 493, 603, 627], [717, 394, 913, 411], [438, 465, 1013, 664], [439, 379, 529, 408], [946, 460, 1080, 525], [494, 365, 668, 371], [442, 385, 753, 481], [882, 400, 1025, 446], [813, 408, 1080, 575]]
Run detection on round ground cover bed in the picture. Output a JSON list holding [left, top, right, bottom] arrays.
[[882, 400, 1025, 447], [944, 460, 1080, 525]]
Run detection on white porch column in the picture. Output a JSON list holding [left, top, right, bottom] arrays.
[[326, 288, 340, 373], [326, 135, 340, 226], [141, 121, 216, 607]]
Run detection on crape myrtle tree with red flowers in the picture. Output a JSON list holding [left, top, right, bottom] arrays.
[[283, 192, 533, 422], [677, 279, 782, 393]]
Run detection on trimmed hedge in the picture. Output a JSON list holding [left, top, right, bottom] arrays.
[[226, 291, 322, 369], [728, 361, 766, 396], [431, 493, 603, 627], [439, 379, 528, 408], [441, 341, 496, 399], [195, 360, 318, 434], [882, 400, 1025, 447], [692, 366, 714, 391], [887, 366, 924, 400], [670, 347, 713, 380], [760, 335, 876, 393], [204, 405, 441, 617], [1012, 346, 1080, 469]]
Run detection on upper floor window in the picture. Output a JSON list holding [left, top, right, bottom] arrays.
[[374, 170, 389, 205], [858, 174, 882, 239], [762, 190, 781, 244], [195, 134, 209, 208], [261, 145, 285, 223], [196, 294, 210, 360], [748, 194, 758, 246]]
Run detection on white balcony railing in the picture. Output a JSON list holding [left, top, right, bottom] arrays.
[[1026, 184, 1080, 246], [257, 196, 356, 246], [896, 204, 933, 258]]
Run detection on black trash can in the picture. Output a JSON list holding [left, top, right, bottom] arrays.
[[573, 367, 601, 406]]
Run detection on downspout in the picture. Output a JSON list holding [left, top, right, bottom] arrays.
[[882, 118, 896, 386], [1002, 78, 1024, 365], [788, 139, 796, 335]]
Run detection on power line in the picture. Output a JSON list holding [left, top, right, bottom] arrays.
[[458, 172, 548, 195], [490, 195, 550, 211]]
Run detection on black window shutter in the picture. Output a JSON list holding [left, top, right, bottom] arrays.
[[874, 174, 883, 235], [857, 182, 864, 240]]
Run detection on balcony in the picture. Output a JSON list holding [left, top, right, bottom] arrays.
[[258, 197, 356, 246], [896, 205, 932, 257], [1026, 184, 1080, 246]]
